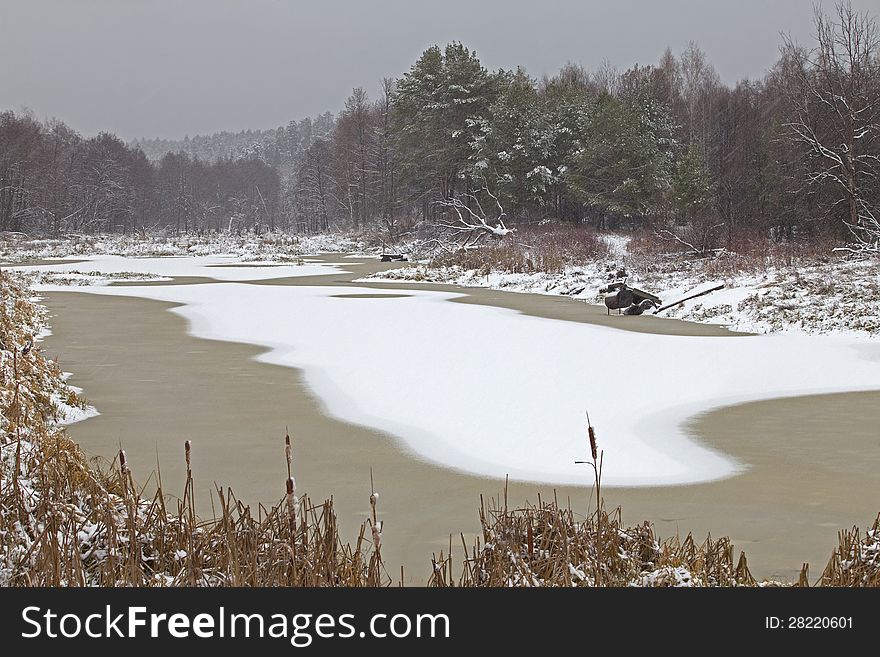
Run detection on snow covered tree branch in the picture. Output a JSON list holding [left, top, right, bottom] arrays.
[[434, 182, 515, 248]]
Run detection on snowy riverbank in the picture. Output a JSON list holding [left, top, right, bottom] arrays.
[[5, 230, 878, 337], [362, 248, 880, 338]]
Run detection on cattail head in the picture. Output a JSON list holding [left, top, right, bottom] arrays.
[[371, 521, 383, 549], [185, 440, 192, 470], [586, 411, 598, 461], [285, 431, 292, 469], [286, 476, 298, 520], [370, 491, 379, 508], [118, 449, 128, 474]]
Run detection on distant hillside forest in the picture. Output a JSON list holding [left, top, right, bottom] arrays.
[[2, 1, 878, 252]]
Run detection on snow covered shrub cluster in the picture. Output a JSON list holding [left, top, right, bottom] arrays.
[[431, 499, 766, 588], [0, 272, 83, 431], [1, 270, 92, 584], [819, 515, 880, 587], [430, 224, 612, 274], [731, 264, 880, 335]]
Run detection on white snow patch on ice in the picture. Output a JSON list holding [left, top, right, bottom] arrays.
[[8, 254, 347, 283]]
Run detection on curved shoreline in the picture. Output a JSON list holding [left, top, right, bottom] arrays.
[[36, 270, 755, 487], [249, 255, 751, 337]]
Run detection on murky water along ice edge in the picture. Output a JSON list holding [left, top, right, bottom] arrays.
[[11, 254, 880, 581]]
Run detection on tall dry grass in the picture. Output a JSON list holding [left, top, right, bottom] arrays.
[[2, 431, 390, 586], [428, 495, 759, 587], [818, 515, 880, 587]]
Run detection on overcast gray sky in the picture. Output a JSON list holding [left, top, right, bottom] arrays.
[[1, 0, 875, 140]]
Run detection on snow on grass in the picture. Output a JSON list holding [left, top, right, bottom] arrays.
[[54, 396, 100, 425], [55, 373, 99, 426], [658, 262, 880, 336], [632, 565, 697, 587], [24, 257, 880, 488]]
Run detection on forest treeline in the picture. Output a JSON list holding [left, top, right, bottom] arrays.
[[2, 1, 878, 252], [0, 120, 282, 236]]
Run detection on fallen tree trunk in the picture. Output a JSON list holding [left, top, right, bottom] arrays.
[[654, 283, 725, 314]]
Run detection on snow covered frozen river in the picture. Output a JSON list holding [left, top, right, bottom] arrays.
[[11, 254, 880, 580], [21, 253, 880, 487]]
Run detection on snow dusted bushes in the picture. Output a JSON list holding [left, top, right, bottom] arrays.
[[0, 273, 83, 433], [819, 515, 880, 587], [733, 265, 880, 335], [431, 224, 611, 275], [429, 495, 760, 587], [430, 494, 880, 587], [1, 270, 94, 584]]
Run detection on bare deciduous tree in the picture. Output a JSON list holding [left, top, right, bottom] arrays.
[[782, 1, 880, 252], [679, 41, 720, 153]]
